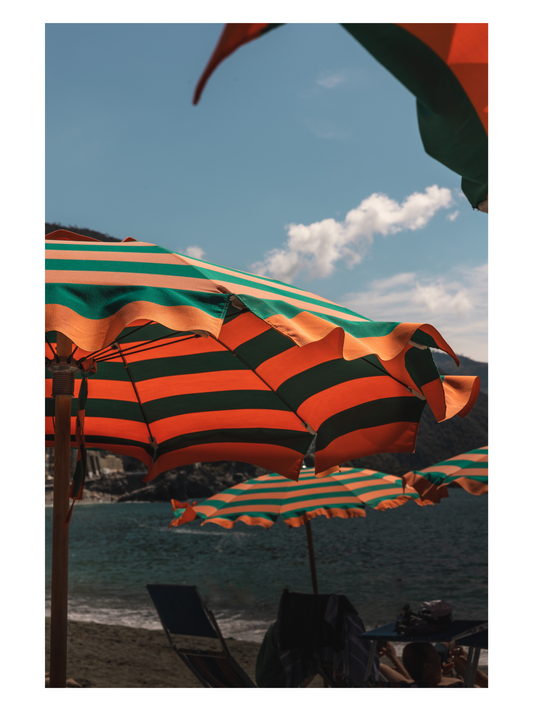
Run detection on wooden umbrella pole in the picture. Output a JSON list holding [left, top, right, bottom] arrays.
[[48, 333, 74, 688], [305, 519, 319, 595]]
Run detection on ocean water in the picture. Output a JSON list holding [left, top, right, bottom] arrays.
[[45, 489, 488, 663]]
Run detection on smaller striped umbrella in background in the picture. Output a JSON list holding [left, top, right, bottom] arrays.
[[402, 446, 488, 503], [169, 467, 432, 594]]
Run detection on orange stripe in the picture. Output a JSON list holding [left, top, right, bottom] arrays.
[[398, 23, 488, 133], [83, 417, 151, 441], [452, 477, 488, 496], [144, 442, 304, 482], [280, 495, 364, 513], [315, 421, 418, 473], [420, 464, 476, 476], [46, 249, 191, 265], [136, 371, 270, 401], [298, 376, 409, 429], [46, 302, 224, 352], [218, 312, 272, 349], [201, 515, 275, 530], [435, 451, 487, 465], [373, 496, 418, 511], [283, 507, 366, 528], [151, 408, 307, 441], [203, 503, 282, 515], [440, 375, 480, 420], [353, 486, 406, 503], [255, 338, 339, 391]]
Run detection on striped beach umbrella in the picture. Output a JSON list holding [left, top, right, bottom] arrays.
[[169, 467, 432, 594], [46, 230, 480, 487], [193, 23, 488, 212], [45, 229, 479, 685], [402, 446, 488, 503]]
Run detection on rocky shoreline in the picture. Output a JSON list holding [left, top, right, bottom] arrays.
[[45, 461, 267, 506]]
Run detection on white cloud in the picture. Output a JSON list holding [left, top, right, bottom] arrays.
[[316, 70, 347, 89], [341, 264, 488, 361], [251, 186, 453, 282], [183, 246, 205, 259], [447, 210, 459, 221]]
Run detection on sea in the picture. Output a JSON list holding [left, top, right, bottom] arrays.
[[45, 488, 488, 665]]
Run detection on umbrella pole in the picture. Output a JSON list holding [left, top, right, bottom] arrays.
[[305, 520, 319, 595], [48, 333, 74, 688]]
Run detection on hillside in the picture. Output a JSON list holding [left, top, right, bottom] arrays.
[[46, 222, 120, 242]]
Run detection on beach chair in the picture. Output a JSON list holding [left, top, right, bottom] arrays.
[[146, 584, 256, 687]]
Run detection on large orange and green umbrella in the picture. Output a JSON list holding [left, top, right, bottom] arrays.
[[402, 446, 488, 503], [169, 466, 432, 594], [193, 23, 488, 211], [45, 229, 479, 685]]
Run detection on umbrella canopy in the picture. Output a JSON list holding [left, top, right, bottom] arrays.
[[46, 230, 480, 485], [193, 23, 488, 211], [402, 446, 488, 502], [45, 229, 479, 685], [169, 466, 432, 594]]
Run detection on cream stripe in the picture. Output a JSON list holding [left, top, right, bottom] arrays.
[[46, 249, 190, 265], [46, 270, 221, 292], [215, 279, 369, 323], [181, 254, 356, 306]]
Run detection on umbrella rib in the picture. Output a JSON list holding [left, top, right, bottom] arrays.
[[92, 334, 200, 363], [214, 335, 315, 435], [359, 355, 426, 398], [112, 342, 158, 450]]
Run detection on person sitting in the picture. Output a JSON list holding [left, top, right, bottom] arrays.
[[445, 645, 489, 688], [402, 642, 462, 687]]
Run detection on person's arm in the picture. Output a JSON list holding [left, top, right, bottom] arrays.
[[378, 642, 413, 680], [448, 646, 488, 688]]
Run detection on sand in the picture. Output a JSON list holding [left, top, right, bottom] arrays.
[[44, 617, 324, 688]]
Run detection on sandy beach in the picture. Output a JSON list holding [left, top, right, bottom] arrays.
[[44, 617, 326, 688]]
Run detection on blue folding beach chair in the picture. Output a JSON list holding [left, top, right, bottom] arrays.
[[146, 584, 256, 687]]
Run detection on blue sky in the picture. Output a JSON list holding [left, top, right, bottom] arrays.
[[46, 22, 487, 361]]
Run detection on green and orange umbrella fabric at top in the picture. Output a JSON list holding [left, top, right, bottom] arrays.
[[45, 229, 479, 685], [169, 466, 433, 594], [46, 229, 480, 490], [193, 23, 488, 212], [402, 446, 488, 503]]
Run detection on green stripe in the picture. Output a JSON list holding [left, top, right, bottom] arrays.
[[234, 328, 294, 369], [405, 346, 441, 390], [276, 356, 385, 409], [46, 242, 167, 253], [238, 293, 373, 326], [341, 23, 487, 207], [45, 433, 154, 456], [129, 352, 247, 380], [46, 283, 229, 320], [317, 396, 425, 451], [156, 428, 313, 455], [143, 390, 295, 421], [46, 258, 209, 278]]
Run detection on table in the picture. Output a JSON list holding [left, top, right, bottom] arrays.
[[359, 619, 488, 681]]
